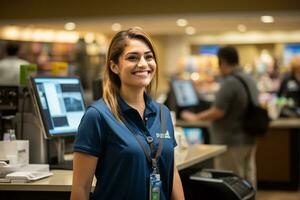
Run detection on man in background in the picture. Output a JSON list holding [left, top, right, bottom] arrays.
[[181, 46, 259, 187], [0, 42, 29, 85]]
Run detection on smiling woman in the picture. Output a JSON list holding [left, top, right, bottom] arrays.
[[103, 27, 159, 121], [110, 39, 157, 110], [71, 27, 185, 200]]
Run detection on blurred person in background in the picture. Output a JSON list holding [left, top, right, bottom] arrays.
[[181, 46, 259, 187], [278, 55, 300, 110], [0, 42, 29, 85], [74, 37, 90, 89]]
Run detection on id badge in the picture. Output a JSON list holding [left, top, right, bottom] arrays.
[[149, 173, 161, 200]]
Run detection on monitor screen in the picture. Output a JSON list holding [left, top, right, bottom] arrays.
[[198, 45, 219, 55], [183, 128, 204, 144], [171, 80, 199, 108], [283, 44, 300, 66], [30, 77, 86, 138]]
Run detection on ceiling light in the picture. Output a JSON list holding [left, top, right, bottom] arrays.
[[112, 23, 122, 32], [185, 26, 196, 35], [191, 72, 200, 81], [261, 16, 274, 23], [2, 26, 20, 39], [176, 19, 188, 27], [237, 24, 247, 32], [64, 22, 76, 31]]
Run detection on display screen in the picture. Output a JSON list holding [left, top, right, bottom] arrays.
[[31, 77, 85, 137], [283, 44, 300, 66], [198, 45, 219, 55], [183, 128, 204, 144], [171, 80, 199, 107]]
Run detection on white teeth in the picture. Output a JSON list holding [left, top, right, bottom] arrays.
[[133, 71, 149, 76]]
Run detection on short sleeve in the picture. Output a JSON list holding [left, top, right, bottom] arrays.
[[73, 107, 103, 157], [213, 80, 236, 112]]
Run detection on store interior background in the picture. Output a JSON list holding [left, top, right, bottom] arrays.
[[1, 1, 300, 198], [1, 0, 300, 101]]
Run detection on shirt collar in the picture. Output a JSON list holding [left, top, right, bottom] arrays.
[[117, 93, 156, 116]]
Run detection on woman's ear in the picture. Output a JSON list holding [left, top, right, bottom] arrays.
[[110, 61, 119, 75]]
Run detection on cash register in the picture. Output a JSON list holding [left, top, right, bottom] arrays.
[[188, 169, 256, 200], [28, 76, 86, 169]]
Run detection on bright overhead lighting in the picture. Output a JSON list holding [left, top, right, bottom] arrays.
[[64, 22, 76, 31], [185, 26, 196, 35], [261, 16, 274, 23], [112, 23, 122, 32], [237, 24, 247, 32], [2, 26, 20, 39], [190, 72, 200, 81], [176, 19, 188, 27]]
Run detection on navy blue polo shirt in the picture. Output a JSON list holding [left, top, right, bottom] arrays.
[[74, 94, 177, 200]]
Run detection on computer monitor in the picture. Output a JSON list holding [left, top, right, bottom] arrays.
[[171, 79, 199, 108], [183, 128, 204, 145], [30, 76, 86, 138], [283, 44, 300, 66]]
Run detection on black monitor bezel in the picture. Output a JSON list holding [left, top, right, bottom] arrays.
[[170, 79, 200, 109], [30, 76, 86, 138]]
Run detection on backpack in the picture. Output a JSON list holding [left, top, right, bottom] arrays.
[[233, 74, 270, 136]]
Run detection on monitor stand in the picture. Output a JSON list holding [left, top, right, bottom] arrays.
[[48, 138, 73, 170], [17, 112, 48, 164]]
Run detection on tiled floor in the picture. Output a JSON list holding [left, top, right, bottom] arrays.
[[256, 190, 300, 200]]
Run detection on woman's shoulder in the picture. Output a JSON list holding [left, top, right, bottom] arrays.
[[86, 99, 110, 116], [90, 99, 106, 109]]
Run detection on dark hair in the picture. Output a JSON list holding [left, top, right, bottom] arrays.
[[217, 46, 239, 65], [6, 42, 20, 56]]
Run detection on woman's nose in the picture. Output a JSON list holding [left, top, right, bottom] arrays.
[[137, 56, 147, 67]]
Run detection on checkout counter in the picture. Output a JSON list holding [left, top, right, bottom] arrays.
[[0, 144, 227, 200], [177, 118, 300, 190]]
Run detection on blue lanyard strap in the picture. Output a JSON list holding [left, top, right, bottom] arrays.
[[123, 104, 166, 170]]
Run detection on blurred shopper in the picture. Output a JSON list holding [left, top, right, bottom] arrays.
[[278, 55, 300, 109], [71, 27, 184, 200], [0, 42, 29, 85], [181, 46, 259, 187], [74, 37, 90, 89]]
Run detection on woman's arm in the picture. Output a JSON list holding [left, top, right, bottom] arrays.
[[70, 152, 98, 200], [171, 161, 185, 200]]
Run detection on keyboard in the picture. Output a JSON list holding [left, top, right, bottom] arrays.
[[6, 171, 53, 182]]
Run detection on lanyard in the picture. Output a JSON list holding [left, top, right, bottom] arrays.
[[123, 104, 166, 171]]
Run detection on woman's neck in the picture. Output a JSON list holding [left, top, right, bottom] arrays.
[[120, 87, 145, 118]]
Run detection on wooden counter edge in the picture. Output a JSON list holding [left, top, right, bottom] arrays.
[[0, 144, 227, 192]]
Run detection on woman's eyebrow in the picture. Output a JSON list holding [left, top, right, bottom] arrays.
[[125, 50, 153, 56], [125, 52, 138, 55], [144, 51, 153, 54]]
